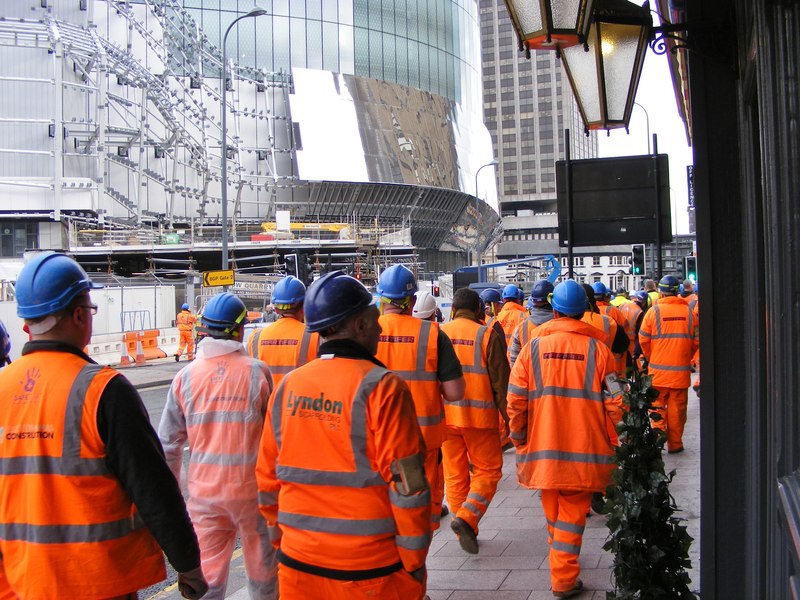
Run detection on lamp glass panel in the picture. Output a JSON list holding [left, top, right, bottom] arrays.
[[551, 0, 582, 30], [598, 22, 641, 121], [509, 0, 543, 35], [562, 34, 601, 123]]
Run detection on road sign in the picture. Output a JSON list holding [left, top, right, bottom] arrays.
[[202, 269, 235, 287]]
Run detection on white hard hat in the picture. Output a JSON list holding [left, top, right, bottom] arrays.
[[412, 290, 437, 320]]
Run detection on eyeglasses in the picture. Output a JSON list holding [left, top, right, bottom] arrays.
[[77, 303, 98, 315]]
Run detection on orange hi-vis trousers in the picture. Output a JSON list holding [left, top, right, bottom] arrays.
[[541, 489, 592, 595], [442, 426, 503, 535], [424, 448, 444, 531], [650, 386, 689, 452], [177, 330, 194, 359], [277, 563, 424, 600]]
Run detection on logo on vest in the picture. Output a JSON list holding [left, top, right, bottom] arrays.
[[211, 360, 228, 383], [286, 390, 343, 431], [14, 368, 41, 404], [4, 424, 55, 441]]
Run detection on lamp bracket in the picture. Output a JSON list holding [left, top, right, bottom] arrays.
[[649, 22, 693, 55]]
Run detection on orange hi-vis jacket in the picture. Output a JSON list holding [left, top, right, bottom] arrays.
[[177, 309, 196, 331], [376, 313, 444, 449], [256, 354, 431, 575], [639, 296, 699, 388], [496, 302, 528, 347], [507, 319, 623, 492], [597, 301, 627, 332], [247, 316, 319, 388], [581, 311, 617, 350], [160, 339, 273, 495], [441, 317, 497, 429], [0, 352, 165, 598], [616, 301, 643, 353]]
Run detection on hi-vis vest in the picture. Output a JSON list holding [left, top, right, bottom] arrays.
[[0, 352, 165, 598], [616, 301, 643, 355], [441, 318, 497, 429], [496, 303, 527, 347], [177, 310, 196, 332], [247, 317, 318, 388], [507, 324, 618, 492], [376, 314, 444, 448], [639, 296, 699, 388], [258, 357, 430, 574]]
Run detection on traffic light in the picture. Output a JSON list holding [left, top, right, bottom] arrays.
[[684, 255, 698, 282], [630, 244, 646, 275]]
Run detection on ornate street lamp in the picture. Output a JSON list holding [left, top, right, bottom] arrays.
[[559, 0, 652, 132], [504, 0, 595, 55], [221, 6, 268, 270]]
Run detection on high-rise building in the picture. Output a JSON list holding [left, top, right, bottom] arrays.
[[0, 0, 497, 279]]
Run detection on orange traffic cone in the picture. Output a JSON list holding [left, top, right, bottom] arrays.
[[134, 335, 146, 366], [118, 340, 132, 368]]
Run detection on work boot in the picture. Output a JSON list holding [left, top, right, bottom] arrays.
[[450, 517, 478, 554], [440, 504, 449, 518], [553, 579, 583, 598], [174, 354, 180, 362]]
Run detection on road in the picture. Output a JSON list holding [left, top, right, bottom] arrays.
[[137, 384, 247, 600]]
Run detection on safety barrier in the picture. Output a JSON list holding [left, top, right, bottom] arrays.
[[85, 328, 181, 366], [124, 330, 167, 361]]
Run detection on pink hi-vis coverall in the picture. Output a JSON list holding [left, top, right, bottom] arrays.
[[159, 337, 278, 600]]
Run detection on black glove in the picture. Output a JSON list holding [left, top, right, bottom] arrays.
[[178, 566, 208, 599]]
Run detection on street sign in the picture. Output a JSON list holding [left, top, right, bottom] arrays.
[[202, 269, 235, 287]]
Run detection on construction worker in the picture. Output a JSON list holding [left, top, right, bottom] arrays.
[[441, 288, 509, 555], [509, 279, 554, 367], [0, 251, 206, 599], [0, 319, 10, 366], [496, 284, 528, 347], [263, 303, 278, 323], [247, 275, 319, 388], [176, 302, 197, 362], [681, 280, 700, 395], [375, 264, 465, 532], [616, 289, 644, 361], [630, 290, 650, 368], [412, 290, 439, 321], [644, 279, 659, 307], [639, 275, 699, 453], [160, 292, 278, 600], [609, 286, 629, 307], [592, 282, 629, 375], [507, 280, 623, 599], [480, 287, 506, 345], [581, 284, 629, 358], [256, 271, 431, 599]]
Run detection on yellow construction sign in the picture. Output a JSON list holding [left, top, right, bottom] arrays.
[[202, 269, 235, 287]]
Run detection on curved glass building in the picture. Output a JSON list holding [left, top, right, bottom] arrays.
[[0, 0, 499, 275]]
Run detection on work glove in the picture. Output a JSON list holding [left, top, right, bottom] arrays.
[[177, 566, 208, 599]]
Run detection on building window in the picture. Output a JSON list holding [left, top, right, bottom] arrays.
[[592, 256, 601, 267], [0, 221, 38, 257]]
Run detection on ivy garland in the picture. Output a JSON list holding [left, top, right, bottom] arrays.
[[600, 371, 697, 600]]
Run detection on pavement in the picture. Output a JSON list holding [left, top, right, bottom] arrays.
[[129, 358, 701, 600]]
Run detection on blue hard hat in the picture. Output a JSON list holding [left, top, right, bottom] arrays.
[[201, 292, 247, 334], [272, 275, 306, 305], [658, 275, 680, 294], [551, 280, 588, 316], [181, 303, 190, 311], [530, 280, 555, 303], [592, 282, 609, 297], [480, 288, 502, 304], [305, 270, 374, 333], [633, 290, 649, 303], [502, 284, 519, 300], [16, 252, 103, 319], [376, 264, 417, 299]]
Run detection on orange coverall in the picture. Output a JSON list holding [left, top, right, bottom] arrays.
[[176, 309, 197, 360]]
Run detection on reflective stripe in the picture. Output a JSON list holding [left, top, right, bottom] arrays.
[[271, 379, 288, 451], [531, 338, 543, 395], [266, 365, 295, 374], [648, 363, 692, 372], [417, 413, 443, 427], [0, 364, 111, 478], [190, 451, 257, 466], [515, 449, 614, 464], [444, 398, 495, 409], [276, 367, 387, 488], [416, 320, 432, 373], [187, 411, 251, 425], [279, 511, 395, 536], [0, 514, 145, 544], [528, 386, 603, 403], [393, 370, 438, 381], [654, 305, 662, 336], [467, 492, 489, 505], [551, 539, 581, 555], [554, 520, 585, 535], [396, 533, 430, 550], [507, 383, 528, 396], [639, 330, 653, 338], [248, 330, 259, 357], [298, 330, 312, 367], [509, 430, 526, 440], [258, 491, 278, 506], [584, 338, 598, 397], [431, 512, 441, 524], [473, 326, 487, 372], [462, 501, 482, 516], [389, 488, 430, 509], [650, 333, 694, 340]]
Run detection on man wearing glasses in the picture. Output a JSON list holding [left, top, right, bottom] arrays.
[[0, 252, 207, 600]]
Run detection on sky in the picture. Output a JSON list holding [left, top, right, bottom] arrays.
[[597, 47, 694, 235]]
